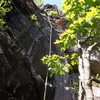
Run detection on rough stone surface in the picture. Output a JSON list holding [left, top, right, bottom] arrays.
[[0, 33, 44, 100], [7, 0, 65, 79], [0, 0, 100, 100], [5, 0, 65, 100]]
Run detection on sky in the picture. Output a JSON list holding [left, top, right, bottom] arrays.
[[44, 0, 63, 7]]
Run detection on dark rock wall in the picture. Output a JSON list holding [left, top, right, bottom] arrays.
[[7, 0, 63, 78], [0, 33, 44, 100], [1, 0, 64, 100]]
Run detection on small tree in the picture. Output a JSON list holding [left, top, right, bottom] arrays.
[[42, 0, 100, 100]]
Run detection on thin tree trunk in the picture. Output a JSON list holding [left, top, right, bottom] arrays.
[[82, 51, 94, 100], [78, 41, 100, 100], [78, 56, 85, 100], [78, 49, 94, 100]]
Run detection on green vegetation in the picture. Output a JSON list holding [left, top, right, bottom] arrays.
[[92, 74, 100, 87], [0, 0, 11, 32], [30, 14, 37, 20], [42, 0, 100, 99], [42, 0, 100, 74], [49, 10, 59, 16], [34, 0, 44, 6], [60, 0, 100, 50], [42, 0, 100, 78], [42, 54, 70, 75], [30, 14, 41, 27]]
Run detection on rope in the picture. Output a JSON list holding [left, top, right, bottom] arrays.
[[43, 13, 52, 100]]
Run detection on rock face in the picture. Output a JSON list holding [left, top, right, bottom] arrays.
[[90, 51, 100, 75], [7, 0, 64, 78], [0, 33, 44, 100], [2, 0, 65, 100], [0, 0, 100, 100]]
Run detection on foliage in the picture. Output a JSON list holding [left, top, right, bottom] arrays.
[[72, 81, 79, 92], [49, 10, 59, 16], [34, 0, 44, 6], [0, 0, 11, 32], [42, 0, 100, 75], [92, 74, 100, 87], [30, 14, 37, 20], [58, 0, 100, 49], [35, 21, 41, 27], [41, 54, 70, 75], [30, 14, 41, 27]]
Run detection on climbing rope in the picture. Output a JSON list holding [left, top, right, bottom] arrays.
[[43, 13, 52, 100]]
